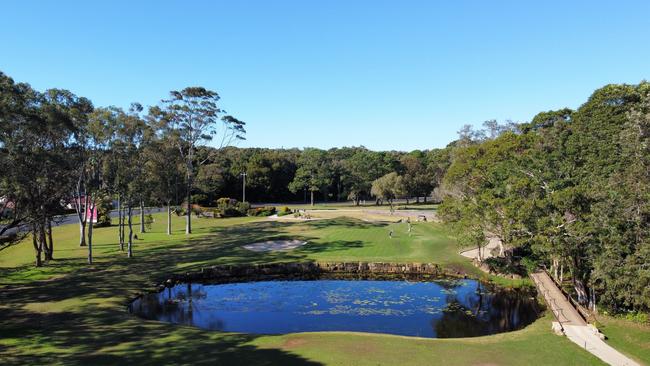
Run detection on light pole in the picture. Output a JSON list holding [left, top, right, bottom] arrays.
[[240, 172, 247, 203]]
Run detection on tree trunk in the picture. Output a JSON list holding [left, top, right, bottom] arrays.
[[127, 204, 133, 258], [496, 237, 504, 256], [79, 219, 86, 246], [590, 287, 597, 312], [120, 206, 126, 250], [140, 200, 146, 233], [423, 196, 427, 203], [573, 277, 588, 304], [118, 194, 123, 251], [46, 219, 53, 260], [310, 190, 314, 206], [79, 194, 89, 246], [167, 202, 172, 235], [87, 211, 93, 264], [186, 178, 192, 234], [337, 181, 341, 201], [87, 195, 95, 264], [32, 227, 42, 267], [40, 219, 50, 262]]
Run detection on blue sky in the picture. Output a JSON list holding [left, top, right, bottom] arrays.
[[2, 1, 649, 151]]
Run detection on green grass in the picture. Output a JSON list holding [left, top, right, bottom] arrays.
[[0, 211, 607, 365], [597, 315, 650, 365]]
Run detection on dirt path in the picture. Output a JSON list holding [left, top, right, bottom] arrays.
[[531, 271, 639, 366]]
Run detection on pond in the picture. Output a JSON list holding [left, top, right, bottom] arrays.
[[130, 278, 539, 338]]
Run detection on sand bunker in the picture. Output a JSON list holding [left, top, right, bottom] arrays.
[[243, 239, 307, 252]]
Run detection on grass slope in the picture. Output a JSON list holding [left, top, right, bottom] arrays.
[[1, 212, 605, 365], [597, 316, 650, 365]]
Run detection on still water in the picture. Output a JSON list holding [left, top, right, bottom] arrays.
[[130, 279, 539, 338]]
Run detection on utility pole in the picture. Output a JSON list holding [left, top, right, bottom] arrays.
[[240, 172, 247, 203]]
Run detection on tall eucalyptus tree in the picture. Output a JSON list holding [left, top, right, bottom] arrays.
[[152, 87, 245, 234]]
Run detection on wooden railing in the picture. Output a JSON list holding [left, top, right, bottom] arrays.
[[541, 269, 594, 323]]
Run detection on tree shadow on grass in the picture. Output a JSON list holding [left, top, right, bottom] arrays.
[[295, 240, 365, 255], [301, 217, 388, 230], [0, 218, 383, 364], [0, 306, 321, 365]]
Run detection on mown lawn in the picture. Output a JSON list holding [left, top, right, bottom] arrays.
[[597, 315, 650, 365], [0, 211, 606, 365]]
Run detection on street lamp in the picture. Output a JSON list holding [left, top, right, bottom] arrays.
[[240, 172, 247, 203]]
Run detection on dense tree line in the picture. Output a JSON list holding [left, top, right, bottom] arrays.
[[194, 146, 443, 205], [439, 82, 650, 314]]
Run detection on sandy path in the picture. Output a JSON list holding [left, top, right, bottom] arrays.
[[242, 240, 307, 252], [459, 237, 500, 260]]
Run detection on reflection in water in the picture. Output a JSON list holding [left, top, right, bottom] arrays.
[[434, 281, 539, 337], [130, 279, 539, 338]]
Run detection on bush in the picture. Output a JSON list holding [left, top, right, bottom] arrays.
[[93, 195, 113, 228], [277, 206, 293, 216], [620, 311, 649, 324], [213, 197, 247, 218], [219, 207, 242, 217], [191, 205, 203, 217], [236, 201, 251, 215], [520, 257, 539, 274], [215, 197, 236, 208], [248, 206, 276, 217], [172, 206, 184, 216], [191, 194, 210, 206], [484, 257, 526, 277]]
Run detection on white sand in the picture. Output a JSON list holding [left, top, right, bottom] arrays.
[[242, 239, 307, 252]]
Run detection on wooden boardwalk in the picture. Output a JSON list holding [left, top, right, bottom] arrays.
[[531, 271, 586, 326], [531, 271, 639, 366]]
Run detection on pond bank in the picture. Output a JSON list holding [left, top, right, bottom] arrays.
[[153, 261, 472, 293]]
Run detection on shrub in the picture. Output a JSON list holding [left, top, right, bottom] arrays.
[[219, 207, 240, 217], [620, 311, 649, 324], [248, 206, 276, 217], [484, 257, 526, 277], [172, 206, 184, 216], [213, 197, 247, 217], [236, 201, 251, 215], [520, 257, 539, 274], [277, 206, 293, 216], [191, 194, 209, 206], [93, 195, 113, 228], [191, 205, 203, 217], [215, 197, 236, 208]]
